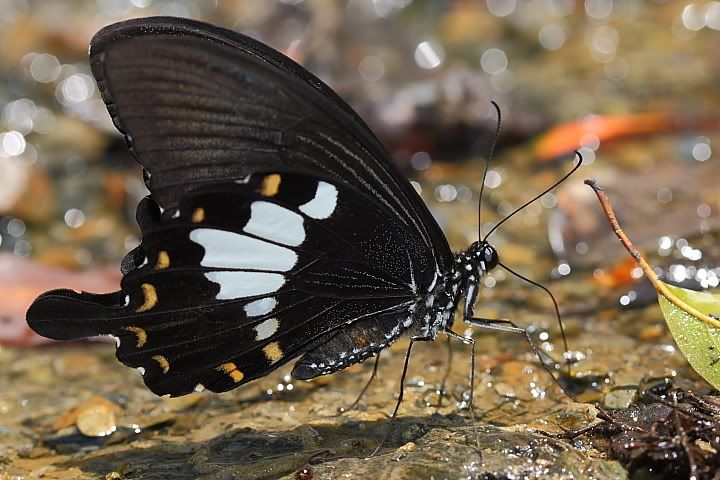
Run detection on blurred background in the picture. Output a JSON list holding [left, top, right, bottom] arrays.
[[2, 1, 720, 478]]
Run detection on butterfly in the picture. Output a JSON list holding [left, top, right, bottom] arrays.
[[27, 16, 579, 399]]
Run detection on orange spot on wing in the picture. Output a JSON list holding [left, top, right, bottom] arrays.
[[216, 362, 244, 383], [156, 251, 170, 269], [260, 174, 281, 197], [122, 326, 147, 348], [263, 342, 283, 363], [152, 355, 170, 374], [135, 283, 157, 313], [192, 208, 205, 223], [135, 284, 157, 312]]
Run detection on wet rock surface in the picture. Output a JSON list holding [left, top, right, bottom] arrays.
[[1, 300, 713, 479]]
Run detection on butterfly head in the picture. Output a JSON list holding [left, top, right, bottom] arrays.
[[466, 240, 499, 274]]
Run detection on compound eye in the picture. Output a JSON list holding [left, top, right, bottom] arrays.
[[483, 245, 499, 270]]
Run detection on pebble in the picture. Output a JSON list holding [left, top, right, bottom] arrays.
[[493, 382, 517, 398], [55, 395, 122, 437], [397, 441, 417, 453], [76, 403, 118, 437], [604, 388, 637, 410]]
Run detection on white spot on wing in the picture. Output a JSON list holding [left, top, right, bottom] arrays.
[[244, 201, 305, 246], [299, 181, 338, 219], [244, 297, 278, 317], [254, 318, 279, 340], [205, 271, 285, 300], [190, 229, 297, 272]]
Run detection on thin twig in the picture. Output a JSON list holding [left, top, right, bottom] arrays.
[[584, 179, 720, 329]]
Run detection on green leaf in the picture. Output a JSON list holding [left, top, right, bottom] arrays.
[[657, 282, 720, 390]]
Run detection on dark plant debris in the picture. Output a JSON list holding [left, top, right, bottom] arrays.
[[580, 389, 720, 480]]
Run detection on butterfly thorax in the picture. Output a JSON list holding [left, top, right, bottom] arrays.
[[416, 241, 499, 340]]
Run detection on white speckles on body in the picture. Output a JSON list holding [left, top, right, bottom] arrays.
[[205, 271, 285, 300], [299, 181, 338, 219], [194, 383, 205, 392], [190, 228, 297, 271], [244, 201, 305, 246], [244, 297, 277, 317], [254, 318, 280, 340]]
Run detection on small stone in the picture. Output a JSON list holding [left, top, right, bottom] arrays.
[[76, 403, 117, 437], [604, 388, 637, 410], [55, 395, 122, 436], [397, 441, 417, 453], [493, 382, 517, 398]]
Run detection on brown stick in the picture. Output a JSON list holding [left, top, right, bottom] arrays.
[[584, 179, 720, 329]]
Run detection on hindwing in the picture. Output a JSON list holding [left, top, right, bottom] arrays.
[[28, 172, 425, 396]]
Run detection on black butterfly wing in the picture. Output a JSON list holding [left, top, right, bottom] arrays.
[[28, 173, 424, 396], [89, 16, 452, 275], [27, 16, 456, 396]]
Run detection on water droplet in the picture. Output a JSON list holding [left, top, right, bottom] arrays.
[[414, 41, 444, 69], [538, 24, 565, 50], [64, 208, 86, 228], [487, 0, 516, 17], [480, 48, 508, 75]]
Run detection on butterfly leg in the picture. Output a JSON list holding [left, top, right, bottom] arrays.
[[465, 317, 567, 395], [369, 335, 432, 457], [441, 330, 482, 450], [434, 336, 453, 407], [339, 351, 382, 415]]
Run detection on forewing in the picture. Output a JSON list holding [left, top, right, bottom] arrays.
[[27, 173, 421, 396], [89, 16, 452, 273]]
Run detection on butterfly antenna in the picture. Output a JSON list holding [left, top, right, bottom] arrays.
[[483, 150, 583, 242], [478, 101, 502, 239], [498, 261, 571, 377]]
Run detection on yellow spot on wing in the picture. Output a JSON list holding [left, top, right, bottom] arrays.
[[260, 174, 281, 197], [152, 355, 170, 374], [156, 250, 170, 269], [192, 208, 205, 223], [263, 342, 283, 364], [123, 326, 147, 348], [216, 362, 244, 383], [135, 284, 157, 312]]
